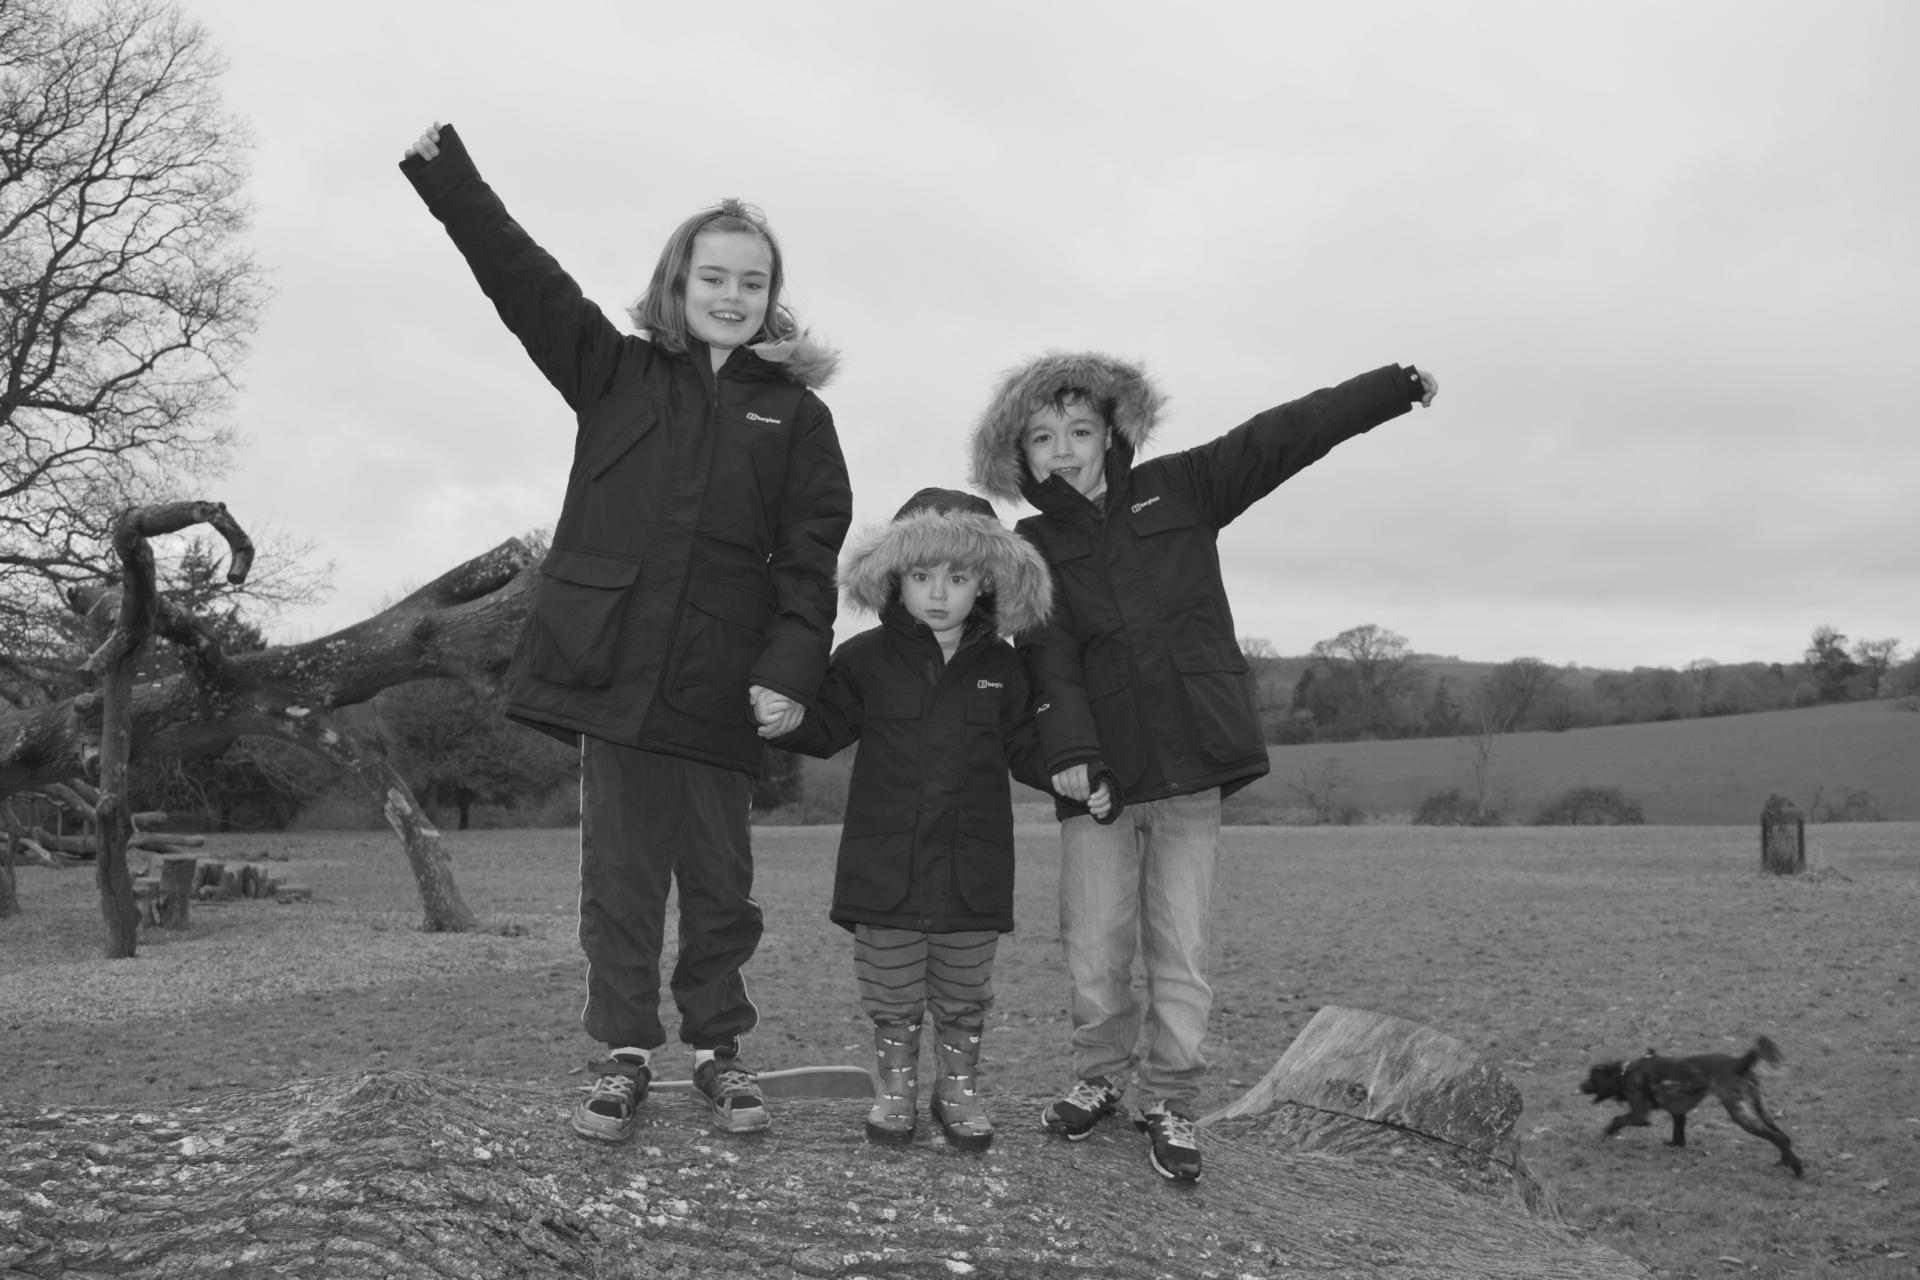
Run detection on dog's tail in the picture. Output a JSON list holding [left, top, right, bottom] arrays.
[[1739, 1035, 1786, 1076]]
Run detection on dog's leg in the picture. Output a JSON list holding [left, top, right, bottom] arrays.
[[1724, 1092, 1805, 1176], [1668, 1111, 1687, 1147], [1605, 1108, 1651, 1137]]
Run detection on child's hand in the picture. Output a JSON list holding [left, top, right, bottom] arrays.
[[1051, 764, 1091, 802], [1088, 781, 1114, 820], [404, 123, 442, 162], [1414, 367, 1439, 407], [749, 685, 803, 738]]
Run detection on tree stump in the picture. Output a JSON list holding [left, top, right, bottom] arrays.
[[1760, 798, 1805, 875], [154, 854, 198, 930]]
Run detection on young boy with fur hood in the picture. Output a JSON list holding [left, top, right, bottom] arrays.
[[969, 353, 1438, 1182], [771, 487, 1114, 1151]]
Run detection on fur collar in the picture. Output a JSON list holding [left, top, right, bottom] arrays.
[[838, 488, 1053, 636], [748, 329, 840, 389], [968, 351, 1165, 503]]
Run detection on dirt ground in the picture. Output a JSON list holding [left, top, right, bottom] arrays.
[[3, 822, 1917, 1279]]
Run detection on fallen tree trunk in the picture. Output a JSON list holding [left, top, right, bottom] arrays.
[[0, 1074, 1646, 1278], [0, 1009, 1650, 1278]]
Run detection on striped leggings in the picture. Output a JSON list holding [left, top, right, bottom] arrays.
[[853, 924, 998, 1030]]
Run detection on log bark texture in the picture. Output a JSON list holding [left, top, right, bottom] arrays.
[[0, 1008, 1654, 1279]]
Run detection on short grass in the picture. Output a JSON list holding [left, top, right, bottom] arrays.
[[4, 822, 1916, 1279], [1232, 699, 1920, 824]]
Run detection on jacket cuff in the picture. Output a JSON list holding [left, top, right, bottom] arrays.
[[1397, 363, 1424, 402]]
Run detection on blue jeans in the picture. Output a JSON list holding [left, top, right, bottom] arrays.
[[1058, 788, 1220, 1112]]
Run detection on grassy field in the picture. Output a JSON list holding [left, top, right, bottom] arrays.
[[1218, 699, 1920, 825], [3, 822, 1916, 1278]]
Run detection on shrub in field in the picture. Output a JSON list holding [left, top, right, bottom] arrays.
[[1530, 786, 1645, 826], [1413, 788, 1503, 826], [1808, 786, 1883, 823]]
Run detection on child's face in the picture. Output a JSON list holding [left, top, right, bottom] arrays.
[[900, 562, 981, 638], [1022, 402, 1110, 497], [683, 230, 773, 352]]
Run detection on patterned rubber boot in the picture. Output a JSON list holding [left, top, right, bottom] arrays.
[[865, 1020, 922, 1145], [930, 1024, 994, 1153]]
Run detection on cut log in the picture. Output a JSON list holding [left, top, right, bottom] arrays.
[[28, 826, 95, 856], [0, 1066, 1650, 1278], [154, 854, 197, 930], [1204, 1004, 1526, 1169], [129, 833, 204, 852], [193, 860, 226, 891]]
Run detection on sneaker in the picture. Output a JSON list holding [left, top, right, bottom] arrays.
[[693, 1055, 771, 1134], [1136, 1104, 1202, 1182], [1040, 1076, 1122, 1140], [571, 1056, 650, 1142]]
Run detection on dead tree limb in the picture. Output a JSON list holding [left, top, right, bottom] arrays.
[[86, 503, 253, 959], [0, 537, 537, 936]]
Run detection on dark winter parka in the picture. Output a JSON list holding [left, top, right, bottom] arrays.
[[969, 355, 1426, 812], [774, 489, 1054, 934], [401, 124, 851, 775]]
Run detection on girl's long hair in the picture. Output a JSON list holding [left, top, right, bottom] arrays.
[[628, 199, 797, 354]]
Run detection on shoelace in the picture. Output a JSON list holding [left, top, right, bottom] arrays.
[[1061, 1079, 1115, 1111], [586, 1072, 638, 1110], [1150, 1110, 1198, 1149]]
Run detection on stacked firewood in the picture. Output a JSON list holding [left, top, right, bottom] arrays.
[[3, 779, 204, 866]]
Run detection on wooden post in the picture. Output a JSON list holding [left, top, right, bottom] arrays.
[[155, 854, 198, 929], [1760, 796, 1805, 875]]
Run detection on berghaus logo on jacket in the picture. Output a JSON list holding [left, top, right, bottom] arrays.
[[745, 412, 783, 425], [977, 679, 1003, 690], [1130, 495, 1161, 514]]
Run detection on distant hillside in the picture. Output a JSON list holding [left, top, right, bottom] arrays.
[[1227, 699, 1919, 825]]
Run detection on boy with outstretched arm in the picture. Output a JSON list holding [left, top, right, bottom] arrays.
[[968, 353, 1437, 1181]]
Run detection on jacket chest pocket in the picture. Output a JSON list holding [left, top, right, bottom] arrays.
[[528, 547, 643, 689], [965, 693, 1002, 729], [706, 414, 789, 550]]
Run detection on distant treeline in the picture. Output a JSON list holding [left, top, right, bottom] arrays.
[[1248, 623, 1915, 745]]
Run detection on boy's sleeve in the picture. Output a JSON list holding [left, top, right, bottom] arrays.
[[749, 398, 853, 706], [399, 122, 626, 414], [769, 640, 863, 758], [1177, 364, 1423, 529]]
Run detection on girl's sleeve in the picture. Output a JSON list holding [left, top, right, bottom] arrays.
[[1175, 364, 1422, 530], [399, 122, 627, 413], [750, 397, 853, 705], [770, 641, 863, 758]]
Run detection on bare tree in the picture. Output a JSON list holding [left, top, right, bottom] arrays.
[[1, 0, 268, 632], [1476, 657, 1563, 733], [1849, 637, 1901, 699], [1305, 623, 1423, 738]]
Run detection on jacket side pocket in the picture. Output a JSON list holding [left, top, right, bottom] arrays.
[[528, 547, 642, 689], [662, 577, 776, 724]]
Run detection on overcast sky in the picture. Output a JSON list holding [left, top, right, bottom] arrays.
[[184, 0, 1916, 672]]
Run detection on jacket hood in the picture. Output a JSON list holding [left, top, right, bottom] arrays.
[[839, 487, 1053, 635], [749, 329, 841, 389], [968, 351, 1165, 503]]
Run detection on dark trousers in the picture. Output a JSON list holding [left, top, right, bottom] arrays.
[[578, 739, 761, 1052]]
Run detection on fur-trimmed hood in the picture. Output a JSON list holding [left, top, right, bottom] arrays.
[[745, 329, 840, 389], [968, 351, 1165, 503], [839, 487, 1053, 635]]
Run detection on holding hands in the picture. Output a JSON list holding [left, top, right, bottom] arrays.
[[1050, 763, 1115, 821], [750, 685, 803, 739]]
